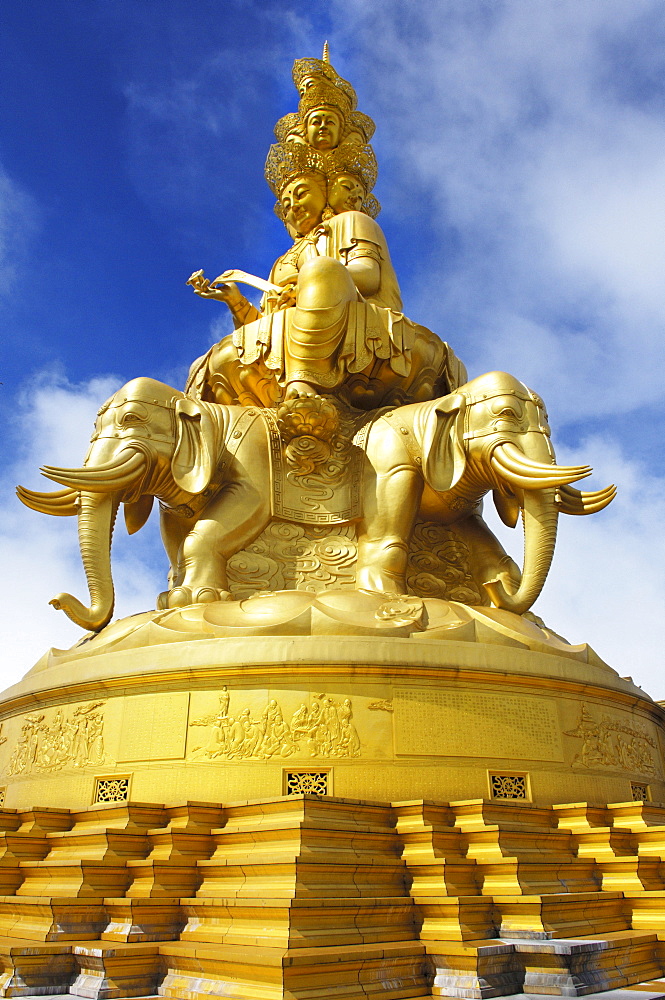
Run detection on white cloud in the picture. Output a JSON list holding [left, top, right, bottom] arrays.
[[0, 164, 38, 297], [328, 0, 665, 424], [1, 373, 164, 689]]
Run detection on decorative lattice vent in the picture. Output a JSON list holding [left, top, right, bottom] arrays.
[[489, 772, 529, 801], [284, 770, 330, 796], [631, 782, 650, 802], [94, 776, 131, 804]]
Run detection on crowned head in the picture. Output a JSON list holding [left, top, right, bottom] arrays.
[[291, 49, 357, 110], [327, 144, 381, 218], [265, 143, 328, 235], [265, 49, 381, 232], [273, 47, 375, 153]]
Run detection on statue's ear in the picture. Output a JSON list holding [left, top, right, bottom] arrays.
[[172, 397, 217, 494], [124, 495, 154, 535], [422, 393, 467, 493]]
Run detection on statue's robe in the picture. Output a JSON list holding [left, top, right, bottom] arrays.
[[187, 211, 466, 409]]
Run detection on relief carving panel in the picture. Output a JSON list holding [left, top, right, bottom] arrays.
[[565, 705, 660, 776], [6, 701, 106, 775], [188, 687, 361, 761], [226, 519, 484, 602]]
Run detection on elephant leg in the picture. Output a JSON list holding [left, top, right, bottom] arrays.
[[356, 467, 422, 594], [159, 509, 190, 587], [458, 511, 521, 596], [170, 481, 271, 605]]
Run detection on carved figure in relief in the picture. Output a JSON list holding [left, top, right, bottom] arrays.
[[189, 689, 360, 760], [7, 702, 105, 776], [19, 370, 614, 626], [566, 706, 657, 775]]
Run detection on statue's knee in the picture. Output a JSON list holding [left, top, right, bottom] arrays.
[[211, 335, 240, 365], [296, 256, 356, 309]]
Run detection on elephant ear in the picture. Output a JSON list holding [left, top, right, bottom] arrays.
[[124, 495, 154, 535], [172, 397, 223, 495], [422, 393, 467, 494]]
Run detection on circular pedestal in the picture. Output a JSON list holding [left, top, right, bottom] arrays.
[[1, 595, 663, 810]]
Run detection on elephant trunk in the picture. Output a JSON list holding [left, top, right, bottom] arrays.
[[484, 487, 558, 615], [50, 491, 118, 631]]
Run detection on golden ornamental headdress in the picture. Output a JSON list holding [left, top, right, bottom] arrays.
[[328, 144, 378, 195], [266, 46, 381, 221], [273, 44, 376, 150], [291, 45, 357, 109], [264, 142, 326, 198]]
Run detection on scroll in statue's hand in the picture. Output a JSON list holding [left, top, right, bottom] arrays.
[[187, 270, 242, 305]]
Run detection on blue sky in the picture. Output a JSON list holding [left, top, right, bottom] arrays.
[[1, 1, 664, 693]]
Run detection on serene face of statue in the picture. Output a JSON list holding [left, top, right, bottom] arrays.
[[328, 173, 365, 214], [280, 175, 327, 235], [299, 75, 316, 97], [305, 108, 341, 150]]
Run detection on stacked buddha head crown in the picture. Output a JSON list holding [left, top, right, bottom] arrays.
[[265, 44, 380, 235]]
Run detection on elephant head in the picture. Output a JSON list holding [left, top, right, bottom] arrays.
[[16, 377, 229, 631], [422, 371, 615, 614]]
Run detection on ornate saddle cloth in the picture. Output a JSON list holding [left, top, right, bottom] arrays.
[[261, 406, 376, 524]]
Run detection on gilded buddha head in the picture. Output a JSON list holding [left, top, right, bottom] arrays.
[[279, 172, 327, 235], [305, 107, 342, 151], [327, 172, 366, 213]]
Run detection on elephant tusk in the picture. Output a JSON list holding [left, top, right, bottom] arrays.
[[556, 483, 616, 515], [16, 485, 79, 516], [493, 441, 592, 477], [41, 451, 147, 492], [491, 443, 591, 489], [490, 458, 591, 490]]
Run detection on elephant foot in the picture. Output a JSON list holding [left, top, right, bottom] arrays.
[[156, 586, 232, 609]]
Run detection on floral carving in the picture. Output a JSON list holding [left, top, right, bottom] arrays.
[[277, 394, 341, 476]]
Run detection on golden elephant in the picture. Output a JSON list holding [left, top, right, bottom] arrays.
[[17, 372, 614, 630]]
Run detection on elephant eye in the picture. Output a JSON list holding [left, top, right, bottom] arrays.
[[498, 407, 517, 418], [121, 412, 141, 424]]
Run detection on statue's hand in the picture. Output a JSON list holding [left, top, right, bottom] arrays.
[[187, 270, 243, 306], [267, 284, 297, 311]]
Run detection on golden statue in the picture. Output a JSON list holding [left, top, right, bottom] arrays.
[[17, 46, 615, 631], [10, 51, 665, 1000], [185, 49, 465, 410]]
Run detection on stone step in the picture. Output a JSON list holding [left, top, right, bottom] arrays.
[[159, 938, 430, 1000], [194, 858, 408, 897], [178, 895, 419, 948], [493, 891, 629, 939]]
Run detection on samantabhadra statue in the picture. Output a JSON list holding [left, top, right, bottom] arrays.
[[17, 47, 614, 635], [12, 50, 665, 1000]]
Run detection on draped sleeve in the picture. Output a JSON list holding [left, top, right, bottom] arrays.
[[320, 212, 403, 312]]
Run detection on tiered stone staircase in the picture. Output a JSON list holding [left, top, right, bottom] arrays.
[[0, 796, 663, 998]]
